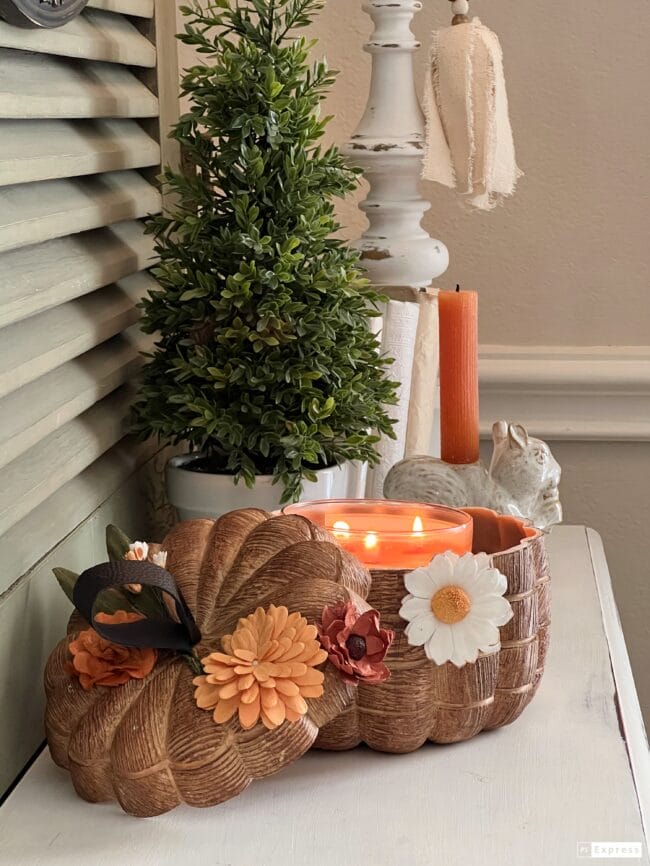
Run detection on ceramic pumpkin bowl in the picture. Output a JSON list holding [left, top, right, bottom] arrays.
[[315, 507, 550, 752], [44, 509, 370, 817]]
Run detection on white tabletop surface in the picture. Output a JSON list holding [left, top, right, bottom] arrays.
[[1, 526, 648, 866]]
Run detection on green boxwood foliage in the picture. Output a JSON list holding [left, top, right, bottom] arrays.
[[132, 0, 398, 503]]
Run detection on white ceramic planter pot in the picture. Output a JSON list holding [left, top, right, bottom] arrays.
[[167, 454, 362, 521]]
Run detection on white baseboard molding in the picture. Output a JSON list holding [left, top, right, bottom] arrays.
[[479, 346, 650, 441]]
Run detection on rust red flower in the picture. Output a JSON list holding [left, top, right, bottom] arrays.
[[318, 601, 393, 685]]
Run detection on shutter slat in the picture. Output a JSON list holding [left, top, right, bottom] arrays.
[[0, 170, 161, 254], [0, 9, 156, 67], [0, 220, 155, 329], [0, 51, 159, 119], [0, 119, 160, 187], [0, 438, 156, 596], [0, 0, 177, 592], [87, 0, 154, 18], [0, 327, 149, 471], [0, 271, 154, 399], [0, 386, 134, 538]]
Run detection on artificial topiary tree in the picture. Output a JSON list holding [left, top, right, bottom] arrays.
[[132, 0, 397, 502]]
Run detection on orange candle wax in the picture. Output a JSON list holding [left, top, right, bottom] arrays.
[[439, 288, 480, 464], [283, 500, 473, 571]]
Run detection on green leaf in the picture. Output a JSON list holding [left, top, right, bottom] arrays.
[[52, 564, 159, 619], [128, 587, 169, 621], [53, 567, 79, 604], [93, 588, 142, 618], [106, 524, 132, 562], [179, 288, 207, 301]]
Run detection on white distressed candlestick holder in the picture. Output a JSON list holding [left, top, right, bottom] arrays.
[[347, 0, 449, 289]]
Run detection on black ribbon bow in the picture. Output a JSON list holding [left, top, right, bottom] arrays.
[[72, 560, 201, 653]]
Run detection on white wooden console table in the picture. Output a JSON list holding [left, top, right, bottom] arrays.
[[0, 527, 648, 866]]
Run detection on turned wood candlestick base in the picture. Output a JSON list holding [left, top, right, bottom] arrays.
[[349, 0, 448, 288]]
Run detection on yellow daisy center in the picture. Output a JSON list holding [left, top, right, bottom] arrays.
[[430, 585, 471, 624]]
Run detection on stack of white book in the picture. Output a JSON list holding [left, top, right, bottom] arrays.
[[365, 288, 440, 499]]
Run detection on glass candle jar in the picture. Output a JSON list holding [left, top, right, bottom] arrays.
[[283, 499, 473, 570]]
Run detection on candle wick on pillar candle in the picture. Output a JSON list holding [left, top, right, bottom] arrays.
[[456, 283, 460, 292]]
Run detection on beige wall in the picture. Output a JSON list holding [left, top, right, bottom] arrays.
[[304, 0, 650, 346], [176, 0, 650, 722]]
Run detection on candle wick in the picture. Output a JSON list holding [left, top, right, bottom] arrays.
[[455, 284, 460, 292]]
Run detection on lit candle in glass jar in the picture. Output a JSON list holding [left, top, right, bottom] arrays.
[[283, 500, 473, 570]]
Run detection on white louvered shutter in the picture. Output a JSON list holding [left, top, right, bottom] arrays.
[[0, 1, 179, 582]]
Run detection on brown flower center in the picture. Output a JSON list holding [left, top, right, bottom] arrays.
[[430, 585, 471, 624], [346, 634, 367, 660]]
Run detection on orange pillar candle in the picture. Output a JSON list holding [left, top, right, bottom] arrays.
[[438, 288, 480, 464]]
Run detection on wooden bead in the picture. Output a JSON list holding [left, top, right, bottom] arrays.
[[452, 13, 469, 25], [451, 0, 469, 14]]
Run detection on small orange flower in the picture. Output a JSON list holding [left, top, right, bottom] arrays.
[[67, 610, 157, 691], [123, 542, 167, 593], [124, 541, 149, 562], [194, 605, 327, 731]]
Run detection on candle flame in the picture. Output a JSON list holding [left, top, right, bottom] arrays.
[[364, 531, 378, 551], [332, 520, 351, 538], [412, 515, 424, 535]]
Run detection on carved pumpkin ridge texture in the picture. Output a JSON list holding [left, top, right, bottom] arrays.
[[314, 508, 549, 752], [44, 510, 371, 816]]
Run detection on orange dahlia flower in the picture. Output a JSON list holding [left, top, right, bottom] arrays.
[[67, 611, 157, 691], [194, 605, 327, 731]]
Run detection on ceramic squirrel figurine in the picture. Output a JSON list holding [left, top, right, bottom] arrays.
[[384, 421, 562, 531]]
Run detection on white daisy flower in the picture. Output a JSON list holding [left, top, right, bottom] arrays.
[[125, 541, 149, 561], [152, 550, 168, 569], [399, 551, 513, 668]]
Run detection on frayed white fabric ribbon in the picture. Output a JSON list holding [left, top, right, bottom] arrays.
[[422, 18, 522, 211]]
